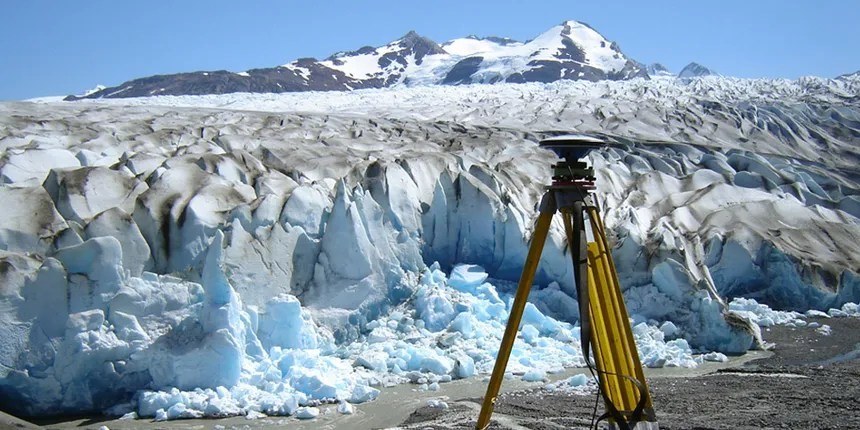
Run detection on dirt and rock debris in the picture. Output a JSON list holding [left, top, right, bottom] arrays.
[[398, 317, 860, 430]]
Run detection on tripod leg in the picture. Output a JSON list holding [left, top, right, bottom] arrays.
[[585, 205, 658, 428], [476, 210, 554, 430], [563, 206, 625, 423], [560, 204, 590, 363]]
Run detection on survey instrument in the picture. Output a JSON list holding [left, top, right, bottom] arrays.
[[476, 135, 658, 430]]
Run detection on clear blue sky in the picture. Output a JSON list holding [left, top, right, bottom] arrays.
[[2, 0, 858, 100]]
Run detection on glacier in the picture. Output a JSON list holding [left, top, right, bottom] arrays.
[[1, 75, 859, 420]]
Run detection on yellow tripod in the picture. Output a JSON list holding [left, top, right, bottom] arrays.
[[476, 136, 658, 430]]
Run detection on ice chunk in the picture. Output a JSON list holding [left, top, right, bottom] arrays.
[[85, 208, 152, 276], [354, 350, 388, 372], [415, 286, 457, 332], [318, 182, 374, 281], [66, 309, 105, 333], [119, 412, 137, 420], [449, 264, 489, 294], [805, 309, 831, 319], [44, 167, 146, 224], [0, 186, 68, 254], [729, 298, 803, 326], [55, 237, 125, 307], [257, 294, 321, 350], [224, 221, 319, 307], [522, 370, 546, 382], [294, 406, 319, 419], [520, 302, 559, 334], [842, 302, 860, 316], [633, 323, 698, 368], [660, 321, 680, 338], [546, 373, 597, 395], [566, 374, 589, 387], [449, 312, 478, 338], [1, 148, 80, 185], [245, 410, 266, 420], [109, 272, 203, 318], [426, 399, 449, 409], [453, 353, 476, 378], [289, 367, 340, 399], [166, 402, 203, 419], [651, 260, 686, 302], [520, 324, 540, 344], [418, 350, 455, 375], [701, 352, 728, 362], [349, 384, 380, 403], [828, 308, 849, 318], [337, 401, 355, 414], [815, 325, 832, 336], [280, 184, 331, 238], [147, 232, 246, 390]]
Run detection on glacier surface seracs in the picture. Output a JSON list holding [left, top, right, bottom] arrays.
[[1, 75, 859, 418]]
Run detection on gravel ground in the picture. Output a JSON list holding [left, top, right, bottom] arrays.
[[398, 317, 860, 430]]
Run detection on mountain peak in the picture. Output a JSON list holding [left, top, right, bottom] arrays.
[[837, 69, 860, 80], [397, 30, 445, 53], [560, 19, 589, 29], [556, 20, 604, 41], [527, 19, 630, 74], [400, 30, 422, 42], [391, 30, 446, 66], [647, 63, 673, 77], [678, 62, 718, 78]]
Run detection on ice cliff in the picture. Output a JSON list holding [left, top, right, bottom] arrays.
[[1, 75, 859, 418]]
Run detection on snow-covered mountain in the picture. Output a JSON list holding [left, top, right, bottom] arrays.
[[66, 21, 646, 100], [3, 73, 860, 420], [646, 63, 673, 77], [838, 69, 860, 80], [678, 62, 718, 78]]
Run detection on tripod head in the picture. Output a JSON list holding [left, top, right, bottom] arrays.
[[539, 134, 606, 190]]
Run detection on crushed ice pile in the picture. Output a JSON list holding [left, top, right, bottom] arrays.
[[543, 373, 596, 395], [0, 253, 721, 420], [6, 236, 856, 421]]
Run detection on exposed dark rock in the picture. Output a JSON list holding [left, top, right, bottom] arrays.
[[443, 57, 484, 85], [483, 36, 519, 46], [679, 62, 718, 78], [647, 63, 671, 76], [397, 30, 448, 63], [610, 60, 650, 80]]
